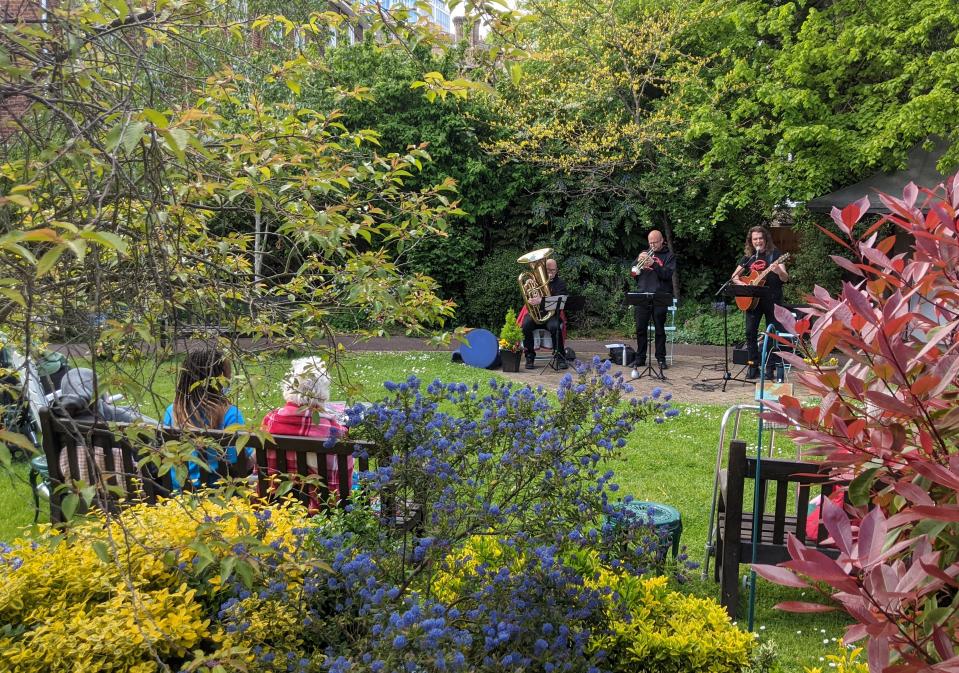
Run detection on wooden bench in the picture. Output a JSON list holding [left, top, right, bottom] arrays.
[[37, 408, 415, 527], [715, 438, 841, 618]]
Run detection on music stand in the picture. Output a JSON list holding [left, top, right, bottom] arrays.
[[538, 295, 583, 373], [626, 291, 666, 381], [701, 284, 771, 391]]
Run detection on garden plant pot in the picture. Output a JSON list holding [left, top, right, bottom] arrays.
[[500, 349, 521, 372]]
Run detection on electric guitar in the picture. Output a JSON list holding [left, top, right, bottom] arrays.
[[735, 253, 790, 311]]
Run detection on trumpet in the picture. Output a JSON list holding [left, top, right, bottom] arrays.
[[631, 247, 655, 276]]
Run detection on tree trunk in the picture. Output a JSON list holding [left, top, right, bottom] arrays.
[[254, 211, 263, 283], [661, 217, 680, 299]]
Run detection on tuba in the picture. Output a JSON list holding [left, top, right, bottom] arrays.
[[517, 247, 555, 324]]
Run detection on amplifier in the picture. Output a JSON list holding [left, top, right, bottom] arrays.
[[732, 346, 750, 365]]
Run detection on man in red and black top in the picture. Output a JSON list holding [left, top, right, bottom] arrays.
[[731, 226, 789, 379], [632, 230, 676, 369]]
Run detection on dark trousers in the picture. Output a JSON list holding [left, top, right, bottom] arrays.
[[523, 314, 563, 359], [635, 301, 668, 363], [745, 297, 782, 369]]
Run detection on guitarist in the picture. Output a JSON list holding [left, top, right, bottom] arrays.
[[732, 226, 789, 379]]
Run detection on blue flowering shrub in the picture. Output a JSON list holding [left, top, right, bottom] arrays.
[[303, 357, 749, 672], [0, 358, 751, 672]]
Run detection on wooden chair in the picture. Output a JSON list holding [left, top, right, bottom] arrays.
[[715, 439, 841, 618]]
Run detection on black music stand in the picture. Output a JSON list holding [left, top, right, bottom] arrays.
[[701, 284, 771, 391], [626, 291, 666, 381], [538, 295, 584, 373]]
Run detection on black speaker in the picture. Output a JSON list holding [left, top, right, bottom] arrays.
[[732, 345, 750, 365]]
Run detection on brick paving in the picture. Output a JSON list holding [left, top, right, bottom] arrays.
[[336, 335, 778, 407]]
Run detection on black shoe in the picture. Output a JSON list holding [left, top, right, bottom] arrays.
[[525, 357, 536, 370], [746, 365, 759, 379], [764, 368, 776, 381], [657, 360, 668, 371]]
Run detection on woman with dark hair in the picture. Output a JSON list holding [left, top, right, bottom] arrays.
[[730, 226, 789, 379], [163, 349, 249, 488]]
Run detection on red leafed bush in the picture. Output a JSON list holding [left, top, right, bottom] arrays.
[[755, 173, 959, 672]]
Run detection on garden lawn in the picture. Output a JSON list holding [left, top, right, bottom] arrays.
[[0, 351, 848, 671]]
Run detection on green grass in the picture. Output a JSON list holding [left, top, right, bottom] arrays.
[[0, 351, 847, 671], [609, 402, 850, 671]]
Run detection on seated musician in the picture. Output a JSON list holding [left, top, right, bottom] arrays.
[[521, 257, 569, 370], [731, 226, 789, 379]]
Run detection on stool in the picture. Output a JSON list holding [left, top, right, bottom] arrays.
[[29, 455, 50, 523], [609, 500, 683, 558]]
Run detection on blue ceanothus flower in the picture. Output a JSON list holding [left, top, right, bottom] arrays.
[[295, 357, 692, 672]]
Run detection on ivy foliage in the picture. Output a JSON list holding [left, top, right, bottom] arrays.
[[686, 0, 959, 220]]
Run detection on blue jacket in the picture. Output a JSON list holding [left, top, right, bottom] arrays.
[[163, 404, 248, 489]]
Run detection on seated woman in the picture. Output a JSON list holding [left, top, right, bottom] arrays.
[[163, 349, 249, 489], [261, 356, 350, 510], [54, 367, 158, 495]]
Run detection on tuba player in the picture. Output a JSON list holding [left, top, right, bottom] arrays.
[[632, 230, 676, 370], [522, 257, 569, 369]]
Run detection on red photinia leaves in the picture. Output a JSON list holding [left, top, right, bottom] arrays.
[[758, 173, 959, 671], [831, 195, 871, 236], [750, 563, 809, 589], [772, 601, 836, 613]]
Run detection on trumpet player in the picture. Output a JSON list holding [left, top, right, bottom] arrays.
[[632, 230, 676, 370]]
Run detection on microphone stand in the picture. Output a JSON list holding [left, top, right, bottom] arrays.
[[704, 251, 759, 391], [716, 250, 757, 297]]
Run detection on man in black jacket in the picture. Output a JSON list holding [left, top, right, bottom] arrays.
[[522, 257, 569, 369], [633, 230, 676, 370]]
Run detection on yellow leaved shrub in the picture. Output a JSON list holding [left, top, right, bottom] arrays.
[[0, 495, 314, 673], [434, 537, 754, 673]]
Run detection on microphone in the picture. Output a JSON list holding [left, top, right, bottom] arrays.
[[732, 250, 759, 281]]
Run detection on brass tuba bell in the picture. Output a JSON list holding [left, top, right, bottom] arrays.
[[517, 247, 555, 324]]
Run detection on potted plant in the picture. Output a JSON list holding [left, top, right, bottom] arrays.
[[499, 308, 524, 372]]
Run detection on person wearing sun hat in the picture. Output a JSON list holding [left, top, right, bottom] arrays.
[[261, 356, 350, 510]]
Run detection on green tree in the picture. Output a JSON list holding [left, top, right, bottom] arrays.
[[289, 42, 544, 320], [685, 0, 959, 218], [0, 0, 470, 407]]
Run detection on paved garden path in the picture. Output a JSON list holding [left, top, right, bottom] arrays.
[[53, 334, 796, 407], [337, 335, 791, 408]]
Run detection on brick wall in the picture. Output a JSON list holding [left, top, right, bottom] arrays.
[[0, 0, 46, 137]]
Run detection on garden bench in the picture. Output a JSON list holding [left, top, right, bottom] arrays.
[[714, 438, 841, 618], [38, 408, 419, 529]]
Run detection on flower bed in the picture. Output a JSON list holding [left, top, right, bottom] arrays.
[[1, 360, 753, 673]]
